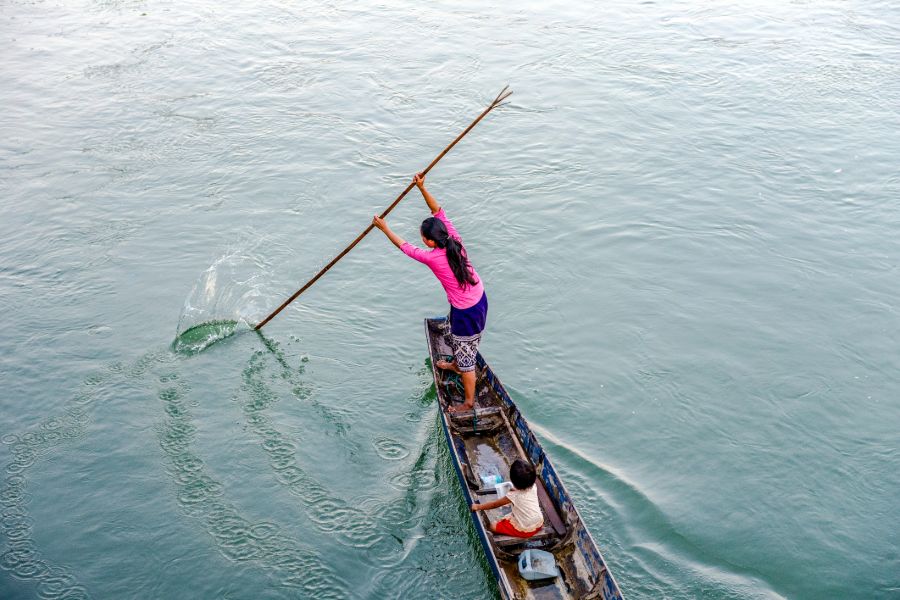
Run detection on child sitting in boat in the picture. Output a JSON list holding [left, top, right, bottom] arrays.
[[373, 173, 487, 413], [470, 459, 544, 538]]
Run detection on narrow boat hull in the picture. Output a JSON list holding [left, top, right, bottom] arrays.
[[425, 318, 624, 600]]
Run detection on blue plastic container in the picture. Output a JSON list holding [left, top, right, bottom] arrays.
[[518, 549, 560, 581], [480, 473, 503, 487]]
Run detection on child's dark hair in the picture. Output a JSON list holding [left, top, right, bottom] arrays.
[[509, 459, 537, 490], [420, 217, 478, 289]]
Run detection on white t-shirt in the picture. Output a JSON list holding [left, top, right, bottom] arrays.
[[506, 485, 543, 532]]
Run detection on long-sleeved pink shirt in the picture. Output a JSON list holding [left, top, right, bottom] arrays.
[[400, 208, 484, 309]]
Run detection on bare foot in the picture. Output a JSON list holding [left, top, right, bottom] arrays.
[[448, 402, 475, 414], [436, 360, 461, 373]]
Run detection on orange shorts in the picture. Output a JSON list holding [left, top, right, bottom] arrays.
[[494, 518, 541, 538]]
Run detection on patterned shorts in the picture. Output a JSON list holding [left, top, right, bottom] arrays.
[[449, 332, 482, 373], [447, 292, 488, 373]]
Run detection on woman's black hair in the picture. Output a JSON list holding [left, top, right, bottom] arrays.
[[420, 217, 478, 288], [509, 459, 537, 490]]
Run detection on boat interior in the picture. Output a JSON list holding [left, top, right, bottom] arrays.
[[427, 319, 612, 599]]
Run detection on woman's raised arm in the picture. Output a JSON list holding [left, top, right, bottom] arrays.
[[372, 216, 406, 249], [414, 173, 441, 215]]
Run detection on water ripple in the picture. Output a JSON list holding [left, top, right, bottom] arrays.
[[156, 374, 348, 595]]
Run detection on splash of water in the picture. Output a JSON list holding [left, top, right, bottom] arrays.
[[174, 243, 272, 354]]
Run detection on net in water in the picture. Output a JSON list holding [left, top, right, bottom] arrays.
[[174, 244, 271, 354]]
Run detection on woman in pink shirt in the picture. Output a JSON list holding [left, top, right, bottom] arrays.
[[373, 173, 487, 413]]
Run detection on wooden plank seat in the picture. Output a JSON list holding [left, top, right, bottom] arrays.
[[493, 526, 558, 548], [448, 405, 503, 421], [448, 406, 505, 436]]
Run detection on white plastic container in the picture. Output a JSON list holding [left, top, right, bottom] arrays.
[[494, 481, 514, 499], [518, 549, 560, 581]]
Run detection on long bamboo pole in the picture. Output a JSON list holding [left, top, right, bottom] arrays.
[[255, 86, 512, 330]]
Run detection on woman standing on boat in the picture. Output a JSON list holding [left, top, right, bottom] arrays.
[[373, 173, 487, 413]]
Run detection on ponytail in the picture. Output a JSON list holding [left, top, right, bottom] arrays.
[[444, 237, 478, 288], [420, 217, 478, 288]]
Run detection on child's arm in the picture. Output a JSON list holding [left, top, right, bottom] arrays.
[[372, 216, 406, 249], [470, 496, 512, 512], [414, 173, 441, 215]]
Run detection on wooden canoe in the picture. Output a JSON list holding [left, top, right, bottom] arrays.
[[425, 317, 625, 600]]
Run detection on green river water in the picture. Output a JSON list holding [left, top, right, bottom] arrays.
[[2, 1, 899, 598]]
